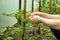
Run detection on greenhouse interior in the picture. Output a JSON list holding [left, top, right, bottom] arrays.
[[0, 0, 60, 40]]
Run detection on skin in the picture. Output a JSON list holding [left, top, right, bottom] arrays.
[[31, 12, 60, 19], [30, 12, 60, 30]]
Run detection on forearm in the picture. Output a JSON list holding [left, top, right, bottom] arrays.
[[44, 19, 60, 30], [39, 17, 60, 30], [48, 15, 60, 19]]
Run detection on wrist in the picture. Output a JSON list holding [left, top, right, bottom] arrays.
[[38, 17, 43, 23], [45, 14, 52, 19]]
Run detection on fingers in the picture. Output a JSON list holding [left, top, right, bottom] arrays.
[[29, 16, 34, 21], [31, 12, 51, 18], [31, 12, 41, 16], [29, 16, 35, 23], [30, 12, 48, 23], [31, 12, 46, 17]]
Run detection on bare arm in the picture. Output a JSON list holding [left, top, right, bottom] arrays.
[[30, 12, 60, 30], [49, 15, 60, 19], [39, 14, 60, 19], [31, 12, 60, 19], [38, 17, 60, 30]]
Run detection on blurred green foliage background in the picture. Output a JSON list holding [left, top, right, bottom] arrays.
[[0, 0, 60, 40]]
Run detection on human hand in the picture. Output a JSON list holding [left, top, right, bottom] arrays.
[[30, 12, 60, 30], [31, 12, 51, 18], [29, 12, 48, 23], [30, 15, 41, 23]]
